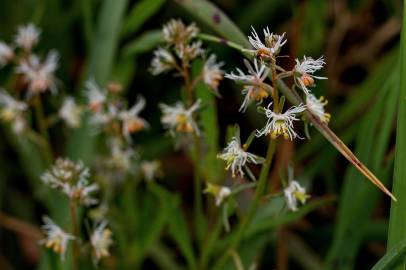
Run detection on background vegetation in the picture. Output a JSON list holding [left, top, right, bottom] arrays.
[[0, 0, 405, 269]]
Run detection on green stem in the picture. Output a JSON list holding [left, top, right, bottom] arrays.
[[69, 201, 79, 270], [33, 97, 53, 163], [213, 139, 277, 269]]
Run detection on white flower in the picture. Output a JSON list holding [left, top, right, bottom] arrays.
[[119, 96, 149, 139], [225, 59, 270, 112], [90, 220, 113, 262], [16, 51, 59, 97], [89, 103, 119, 129], [61, 178, 99, 206], [40, 216, 74, 260], [294, 56, 326, 94], [41, 158, 98, 206], [140, 160, 162, 181], [150, 47, 176, 75], [162, 19, 199, 46], [107, 139, 135, 171], [203, 54, 224, 93], [256, 103, 306, 140], [175, 41, 204, 61], [248, 26, 286, 59], [0, 42, 14, 67], [284, 180, 310, 211], [0, 90, 27, 122], [59, 97, 82, 128], [217, 136, 264, 177], [159, 99, 201, 136], [204, 183, 231, 206], [85, 79, 107, 112], [15, 23, 41, 51], [306, 94, 330, 124]]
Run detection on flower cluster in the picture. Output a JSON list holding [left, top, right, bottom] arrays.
[[151, 19, 225, 138], [85, 79, 148, 141], [40, 216, 74, 260], [41, 158, 98, 206]]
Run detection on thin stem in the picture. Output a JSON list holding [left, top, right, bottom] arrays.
[[33, 96, 53, 163], [197, 34, 249, 55], [70, 201, 79, 270], [213, 139, 277, 269]]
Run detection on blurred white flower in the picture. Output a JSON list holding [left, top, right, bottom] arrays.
[[62, 178, 99, 206], [140, 160, 162, 181], [159, 99, 201, 136], [85, 79, 107, 112], [15, 23, 41, 51], [59, 97, 82, 128], [284, 180, 310, 211], [162, 19, 199, 46], [119, 96, 149, 139], [107, 139, 135, 171], [0, 42, 14, 67], [256, 103, 306, 140], [218, 135, 264, 177], [40, 216, 74, 260], [150, 47, 176, 75], [175, 41, 204, 61], [16, 50, 59, 97], [248, 26, 286, 59], [0, 90, 27, 122], [306, 94, 330, 124], [41, 158, 98, 206], [90, 220, 113, 262], [294, 56, 326, 94], [204, 183, 231, 206], [203, 54, 224, 93], [225, 59, 270, 112]]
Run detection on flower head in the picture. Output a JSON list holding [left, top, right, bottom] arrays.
[[294, 56, 326, 94], [40, 216, 74, 260], [150, 47, 177, 75], [0, 42, 14, 67], [15, 23, 41, 51], [85, 79, 107, 112], [306, 94, 330, 124], [162, 19, 199, 47], [41, 158, 98, 206], [248, 26, 286, 60], [204, 183, 231, 206], [203, 54, 224, 93], [159, 99, 201, 136], [225, 59, 270, 112], [140, 160, 162, 181], [218, 135, 264, 177], [119, 96, 148, 139], [175, 41, 204, 62], [16, 51, 59, 97], [256, 103, 306, 140], [90, 220, 113, 262], [59, 97, 82, 128], [284, 180, 310, 211]]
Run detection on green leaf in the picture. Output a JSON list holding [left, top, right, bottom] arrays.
[[121, 0, 166, 36], [173, 0, 250, 47], [123, 30, 164, 57], [149, 184, 197, 269], [387, 1, 406, 269], [371, 238, 406, 270], [67, 0, 128, 162]]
